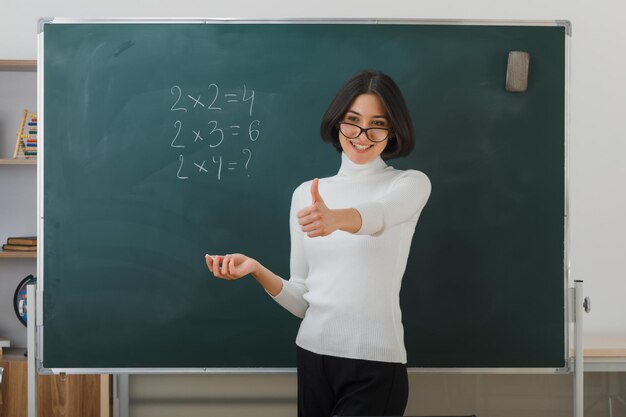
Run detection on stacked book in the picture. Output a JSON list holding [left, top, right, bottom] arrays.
[[2, 236, 37, 252]]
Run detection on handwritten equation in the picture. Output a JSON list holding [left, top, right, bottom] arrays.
[[168, 83, 261, 180]]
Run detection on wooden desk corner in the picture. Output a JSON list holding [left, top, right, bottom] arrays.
[[584, 334, 626, 372]]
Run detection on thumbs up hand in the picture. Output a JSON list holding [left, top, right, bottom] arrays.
[[310, 177, 323, 205], [297, 178, 338, 238]]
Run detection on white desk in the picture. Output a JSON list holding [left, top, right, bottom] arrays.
[[585, 334, 626, 372], [583, 335, 626, 415]]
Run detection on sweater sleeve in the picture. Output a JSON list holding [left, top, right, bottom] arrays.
[[267, 184, 309, 318], [354, 170, 431, 236]]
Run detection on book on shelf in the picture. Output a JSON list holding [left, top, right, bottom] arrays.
[[2, 236, 37, 252], [7, 236, 37, 245], [2, 244, 36, 252]]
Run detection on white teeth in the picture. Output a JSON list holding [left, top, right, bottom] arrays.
[[351, 142, 371, 151]]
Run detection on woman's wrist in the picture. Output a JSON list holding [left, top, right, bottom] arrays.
[[250, 260, 283, 296], [334, 208, 362, 234], [249, 258, 261, 278]]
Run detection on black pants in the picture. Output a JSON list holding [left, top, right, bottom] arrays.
[[297, 346, 408, 417]]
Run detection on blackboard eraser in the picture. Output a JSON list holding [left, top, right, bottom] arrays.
[[506, 51, 530, 93]]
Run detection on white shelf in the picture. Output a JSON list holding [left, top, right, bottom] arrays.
[[0, 251, 36, 259], [0, 60, 36, 72], [0, 158, 37, 165]]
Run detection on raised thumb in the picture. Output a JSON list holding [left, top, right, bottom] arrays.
[[311, 178, 322, 203]]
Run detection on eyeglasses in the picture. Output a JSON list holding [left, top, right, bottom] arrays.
[[337, 122, 392, 143]]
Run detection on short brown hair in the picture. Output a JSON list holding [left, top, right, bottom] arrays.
[[320, 70, 415, 160]]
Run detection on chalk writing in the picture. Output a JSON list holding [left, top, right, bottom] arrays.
[[168, 83, 262, 181], [177, 155, 189, 180], [243, 85, 255, 116], [187, 94, 205, 109], [193, 129, 204, 142], [212, 156, 222, 180], [242, 149, 252, 171], [207, 121, 224, 148], [170, 86, 187, 112], [249, 120, 260, 142], [194, 160, 208, 173], [207, 84, 222, 110], [171, 120, 184, 148]]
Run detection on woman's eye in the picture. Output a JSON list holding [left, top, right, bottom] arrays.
[[346, 116, 359, 122], [373, 120, 388, 127]]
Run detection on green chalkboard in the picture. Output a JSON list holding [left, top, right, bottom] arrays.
[[41, 21, 566, 370]]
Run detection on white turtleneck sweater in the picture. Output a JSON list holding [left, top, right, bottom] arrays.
[[271, 152, 431, 364]]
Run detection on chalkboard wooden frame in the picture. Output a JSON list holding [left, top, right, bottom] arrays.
[[36, 18, 571, 374]]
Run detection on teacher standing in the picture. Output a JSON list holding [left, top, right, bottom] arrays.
[[206, 70, 431, 417]]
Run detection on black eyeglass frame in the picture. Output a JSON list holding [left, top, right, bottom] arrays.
[[336, 122, 392, 143]]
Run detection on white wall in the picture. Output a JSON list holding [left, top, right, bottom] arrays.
[[2, 0, 624, 337]]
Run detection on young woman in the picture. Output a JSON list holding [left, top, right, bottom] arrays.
[[205, 70, 431, 416]]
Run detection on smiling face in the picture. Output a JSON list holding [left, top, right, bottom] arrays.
[[338, 93, 391, 165]]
